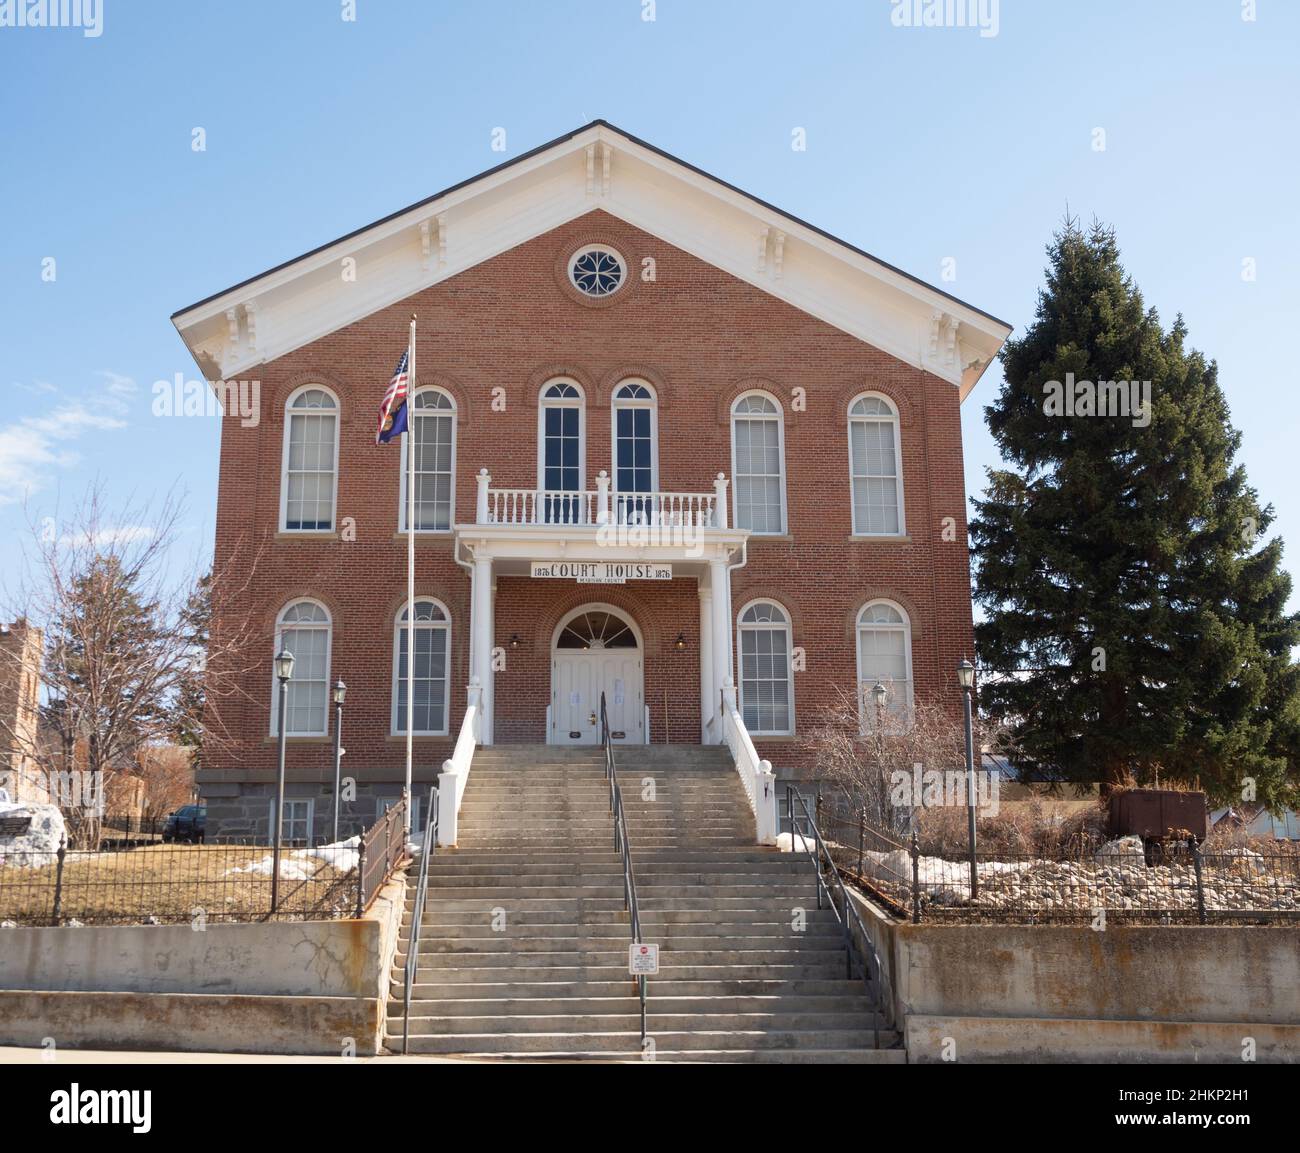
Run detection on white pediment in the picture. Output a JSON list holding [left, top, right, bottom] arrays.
[[172, 121, 1010, 397]]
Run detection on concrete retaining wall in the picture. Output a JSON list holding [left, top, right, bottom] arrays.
[[0, 875, 407, 1055], [847, 890, 1300, 1062]]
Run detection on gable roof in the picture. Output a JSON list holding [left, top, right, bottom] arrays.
[[172, 120, 1011, 398]]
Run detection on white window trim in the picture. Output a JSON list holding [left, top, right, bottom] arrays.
[[396, 385, 457, 534], [729, 390, 788, 535], [609, 380, 659, 495], [536, 379, 587, 493], [279, 384, 341, 534], [855, 598, 915, 732], [735, 597, 796, 737], [848, 391, 906, 537], [270, 599, 332, 738], [270, 797, 315, 844], [390, 597, 452, 737]]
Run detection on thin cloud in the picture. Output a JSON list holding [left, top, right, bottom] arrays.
[[0, 404, 128, 506]]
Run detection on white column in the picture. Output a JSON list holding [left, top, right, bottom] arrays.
[[709, 557, 730, 734], [472, 555, 494, 745], [698, 580, 714, 743]]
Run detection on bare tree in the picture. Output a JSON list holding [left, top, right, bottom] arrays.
[[0, 484, 261, 845], [809, 685, 1009, 838]]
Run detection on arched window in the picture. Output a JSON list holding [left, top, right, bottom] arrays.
[[401, 387, 456, 532], [849, 394, 904, 535], [856, 600, 914, 728], [737, 600, 794, 735], [272, 600, 331, 736], [556, 609, 639, 650], [538, 381, 585, 523], [281, 386, 339, 532], [730, 392, 786, 534], [611, 381, 658, 522], [392, 599, 451, 736]]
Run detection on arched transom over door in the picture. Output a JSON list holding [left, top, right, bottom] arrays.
[[550, 607, 644, 746]]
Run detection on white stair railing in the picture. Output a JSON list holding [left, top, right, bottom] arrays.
[[719, 676, 778, 845], [436, 678, 482, 847]]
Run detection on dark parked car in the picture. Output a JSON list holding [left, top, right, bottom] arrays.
[[162, 804, 206, 843]]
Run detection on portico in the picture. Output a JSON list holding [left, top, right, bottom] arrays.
[[455, 467, 748, 747]]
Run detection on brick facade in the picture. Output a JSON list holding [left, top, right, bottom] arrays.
[[200, 210, 975, 838]]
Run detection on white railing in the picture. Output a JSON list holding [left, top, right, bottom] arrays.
[[475, 469, 729, 530], [436, 678, 482, 847], [719, 676, 778, 845]]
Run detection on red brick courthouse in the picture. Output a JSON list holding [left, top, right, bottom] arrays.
[[171, 122, 1010, 841]]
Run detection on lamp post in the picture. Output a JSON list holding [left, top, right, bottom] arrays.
[[957, 658, 977, 900], [271, 648, 294, 913], [331, 679, 347, 844], [870, 680, 890, 828]]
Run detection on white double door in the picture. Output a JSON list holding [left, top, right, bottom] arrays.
[[552, 652, 643, 745]]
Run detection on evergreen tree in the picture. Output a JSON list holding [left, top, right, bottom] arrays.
[[971, 219, 1300, 807]]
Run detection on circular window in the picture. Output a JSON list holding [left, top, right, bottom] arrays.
[[568, 245, 626, 298]]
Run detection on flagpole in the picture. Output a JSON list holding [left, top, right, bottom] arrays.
[[404, 313, 416, 841]]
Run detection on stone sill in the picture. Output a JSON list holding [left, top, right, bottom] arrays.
[[846, 534, 913, 544]]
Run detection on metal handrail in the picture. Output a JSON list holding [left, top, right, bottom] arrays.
[[600, 692, 647, 1048], [787, 785, 885, 1048], [401, 785, 439, 1056]]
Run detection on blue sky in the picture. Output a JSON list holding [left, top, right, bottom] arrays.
[[1, 0, 1297, 607]]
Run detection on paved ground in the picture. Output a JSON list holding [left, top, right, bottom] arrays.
[[0, 1045, 469, 1064]]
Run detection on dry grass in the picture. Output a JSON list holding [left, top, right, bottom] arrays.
[[0, 843, 358, 926]]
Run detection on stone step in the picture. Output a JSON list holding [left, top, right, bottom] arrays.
[[393, 1027, 886, 1055], [415, 909, 838, 927], [396, 962, 858, 982], [404, 923, 845, 943], [398, 1010, 880, 1038], [395, 977, 867, 999], [388, 993, 874, 1018], [397, 947, 851, 967]]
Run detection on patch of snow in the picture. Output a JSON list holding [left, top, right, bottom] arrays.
[[295, 836, 359, 873], [224, 836, 360, 880], [1094, 835, 1145, 864], [776, 832, 817, 853]]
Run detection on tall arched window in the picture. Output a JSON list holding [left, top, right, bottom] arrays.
[[730, 392, 786, 534], [392, 598, 451, 736], [538, 380, 585, 523], [281, 386, 339, 532], [856, 600, 914, 728], [849, 394, 904, 535], [737, 600, 794, 735], [611, 380, 658, 522], [401, 387, 456, 531], [273, 600, 331, 736]]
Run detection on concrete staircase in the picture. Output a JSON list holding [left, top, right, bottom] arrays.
[[386, 744, 901, 1062]]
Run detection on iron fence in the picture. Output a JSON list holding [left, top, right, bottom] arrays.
[[804, 800, 1300, 926], [0, 799, 410, 927]]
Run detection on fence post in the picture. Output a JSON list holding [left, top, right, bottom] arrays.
[[1190, 835, 1207, 925], [857, 807, 865, 878], [52, 836, 67, 927], [910, 828, 921, 925], [356, 832, 366, 919]]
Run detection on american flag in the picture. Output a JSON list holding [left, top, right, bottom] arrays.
[[375, 348, 410, 444]]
